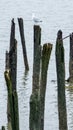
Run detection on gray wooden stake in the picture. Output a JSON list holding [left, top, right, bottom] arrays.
[[55, 30, 68, 130], [18, 18, 29, 71], [40, 43, 52, 130], [29, 25, 41, 130]]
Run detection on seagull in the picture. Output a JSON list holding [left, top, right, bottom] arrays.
[[32, 13, 42, 23]]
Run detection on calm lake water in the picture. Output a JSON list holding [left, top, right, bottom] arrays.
[[0, 0, 73, 130]]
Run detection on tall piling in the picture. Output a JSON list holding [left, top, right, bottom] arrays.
[[9, 19, 17, 91], [69, 33, 73, 82], [29, 25, 41, 130], [4, 19, 19, 130], [55, 30, 68, 130], [40, 43, 52, 130], [18, 18, 29, 71], [32, 25, 41, 92]]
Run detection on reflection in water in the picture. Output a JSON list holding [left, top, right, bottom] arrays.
[[18, 70, 31, 130], [22, 70, 29, 86]]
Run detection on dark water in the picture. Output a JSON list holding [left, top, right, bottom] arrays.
[[0, 0, 73, 130]]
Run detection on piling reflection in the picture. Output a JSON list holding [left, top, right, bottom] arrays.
[[22, 70, 29, 86]]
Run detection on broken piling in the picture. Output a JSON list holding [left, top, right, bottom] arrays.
[[29, 25, 41, 130], [40, 43, 52, 130], [4, 19, 19, 130]]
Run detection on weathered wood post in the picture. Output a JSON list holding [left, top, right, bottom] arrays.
[[9, 39, 17, 91], [4, 70, 15, 130], [4, 19, 19, 130], [55, 30, 68, 130], [5, 41, 18, 130], [4, 43, 19, 130], [40, 43, 52, 130], [10, 18, 15, 50], [4, 70, 19, 130], [69, 33, 73, 82], [32, 25, 41, 92], [18, 18, 29, 71], [29, 25, 41, 130], [5, 51, 11, 129]]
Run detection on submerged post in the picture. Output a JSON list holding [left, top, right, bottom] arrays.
[[40, 43, 52, 130], [69, 33, 73, 82], [55, 30, 68, 130], [29, 25, 41, 130], [18, 18, 29, 71]]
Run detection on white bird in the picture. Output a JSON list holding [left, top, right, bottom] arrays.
[[32, 13, 42, 23]]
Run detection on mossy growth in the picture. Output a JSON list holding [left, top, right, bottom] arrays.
[[8, 122, 12, 130], [4, 70, 14, 130], [65, 85, 73, 90]]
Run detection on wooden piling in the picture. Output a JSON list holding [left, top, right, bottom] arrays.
[[4, 70, 15, 130], [10, 19, 15, 50], [9, 19, 17, 91], [5, 50, 12, 130], [4, 70, 19, 130], [5, 40, 17, 130], [40, 43, 52, 130], [29, 25, 41, 130], [18, 18, 29, 71], [4, 19, 19, 130], [55, 30, 68, 130], [69, 33, 73, 82], [9, 39, 17, 91], [32, 25, 41, 92]]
